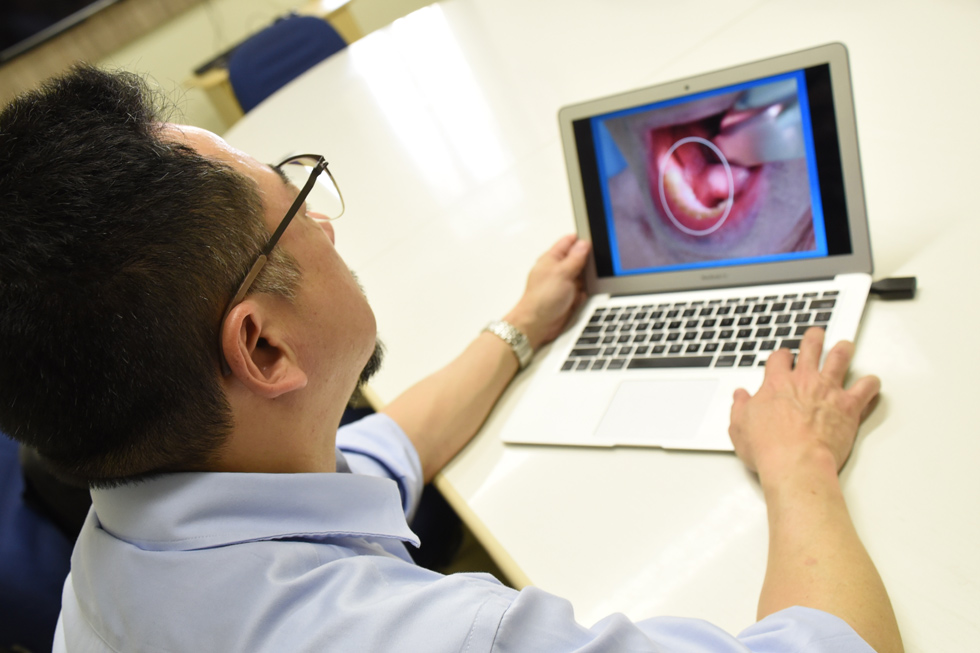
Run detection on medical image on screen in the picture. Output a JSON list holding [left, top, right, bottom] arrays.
[[595, 74, 825, 274]]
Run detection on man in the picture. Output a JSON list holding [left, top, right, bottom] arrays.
[[0, 67, 902, 652]]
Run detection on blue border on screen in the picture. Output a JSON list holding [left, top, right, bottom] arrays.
[[590, 70, 828, 277]]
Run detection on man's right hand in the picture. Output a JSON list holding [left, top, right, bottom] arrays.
[[728, 326, 880, 486], [728, 326, 903, 653]]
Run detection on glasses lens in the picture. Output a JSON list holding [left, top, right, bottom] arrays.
[[279, 158, 344, 220]]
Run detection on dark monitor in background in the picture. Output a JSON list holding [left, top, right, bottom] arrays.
[[1, 0, 123, 65]]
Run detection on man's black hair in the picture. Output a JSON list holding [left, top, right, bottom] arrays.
[[0, 66, 296, 486]]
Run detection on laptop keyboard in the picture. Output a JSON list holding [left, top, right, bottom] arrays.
[[560, 291, 838, 372]]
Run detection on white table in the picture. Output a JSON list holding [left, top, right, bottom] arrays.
[[225, 1, 980, 649]]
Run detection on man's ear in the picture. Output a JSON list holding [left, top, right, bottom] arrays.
[[220, 300, 308, 398]]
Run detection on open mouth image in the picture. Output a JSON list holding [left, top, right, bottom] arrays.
[[601, 78, 817, 271], [648, 126, 765, 238]]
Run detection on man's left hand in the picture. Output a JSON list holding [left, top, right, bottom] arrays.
[[504, 235, 591, 350]]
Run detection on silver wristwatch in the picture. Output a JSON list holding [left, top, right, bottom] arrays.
[[484, 320, 533, 370]]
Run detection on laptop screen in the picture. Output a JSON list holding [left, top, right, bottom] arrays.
[[571, 64, 855, 281]]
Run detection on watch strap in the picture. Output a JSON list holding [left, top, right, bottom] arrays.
[[484, 320, 533, 370]]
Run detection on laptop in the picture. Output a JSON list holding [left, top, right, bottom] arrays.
[[500, 43, 873, 451]]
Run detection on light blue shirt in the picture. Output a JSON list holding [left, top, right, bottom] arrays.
[[55, 414, 873, 652]]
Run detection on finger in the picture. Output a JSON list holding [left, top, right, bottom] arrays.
[[820, 339, 854, 385], [558, 239, 591, 275], [546, 234, 578, 261], [847, 373, 881, 415], [732, 387, 750, 405], [795, 326, 825, 372], [764, 346, 794, 377]]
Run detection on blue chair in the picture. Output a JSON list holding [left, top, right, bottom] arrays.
[[0, 435, 77, 653], [227, 14, 347, 113]]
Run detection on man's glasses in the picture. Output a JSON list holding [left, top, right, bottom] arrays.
[[218, 153, 344, 374]]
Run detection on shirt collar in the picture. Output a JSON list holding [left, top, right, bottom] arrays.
[[90, 464, 420, 552]]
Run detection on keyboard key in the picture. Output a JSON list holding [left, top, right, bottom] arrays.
[[602, 335, 614, 344], [774, 314, 791, 324], [668, 320, 682, 330], [703, 318, 717, 327], [700, 308, 714, 316], [701, 330, 716, 340], [755, 327, 772, 338], [605, 324, 617, 332], [576, 336, 599, 345], [683, 331, 697, 341], [775, 326, 791, 337], [823, 290, 839, 297], [652, 321, 666, 330], [570, 347, 601, 357], [576, 359, 591, 370], [717, 306, 732, 315], [608, 359, 626, 370], [682, 308, 696, 317], [628, 356, 713, 369], [666, 309, 679, 318], [650, 333, 664, 342], [633, 334, 648, 343], [795, 312, 812, 324], [771, 302, 787, 312], [685, 319, 700, 329], [561, 360, 575, 371], [591, 359, 607, 370], [720, 318, 735, 327], [790, 301, 806, 311], [668, 344, 683, 354], [755, 315, 772, 325], [722, 342, 737, 352], [738, 317, 752, 326], [666, 332, 680, 342], [815, 311, 832, 322], [734, 305, 749, 314], [719, 329, 734, 340], [760, 340, 776, 351], [635, 346, 649, 355], [752, 304, 768, 313], [619, 346, 633, 356], [704, 342, 719, 352], [803, 292, 818, 298], [779, 339, 801, 350], [603, 347, 617, 356], [716, 355, 736, 367], [736, 328, 752, 338], [738, 354, 757, 367], [620, 323, 633, 332], [635, 322, 650, 331], [686, 343, 701, 353], [740, 341, 757, 351], [652, 345, 666, 354]]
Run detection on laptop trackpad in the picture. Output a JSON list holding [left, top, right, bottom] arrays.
[[595, 379, 718, 441]]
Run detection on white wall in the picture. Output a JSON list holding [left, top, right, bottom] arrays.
[[98, 0, 431, 134]]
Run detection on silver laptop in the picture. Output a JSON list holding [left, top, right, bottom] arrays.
[[500, 43, 872, 451]]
